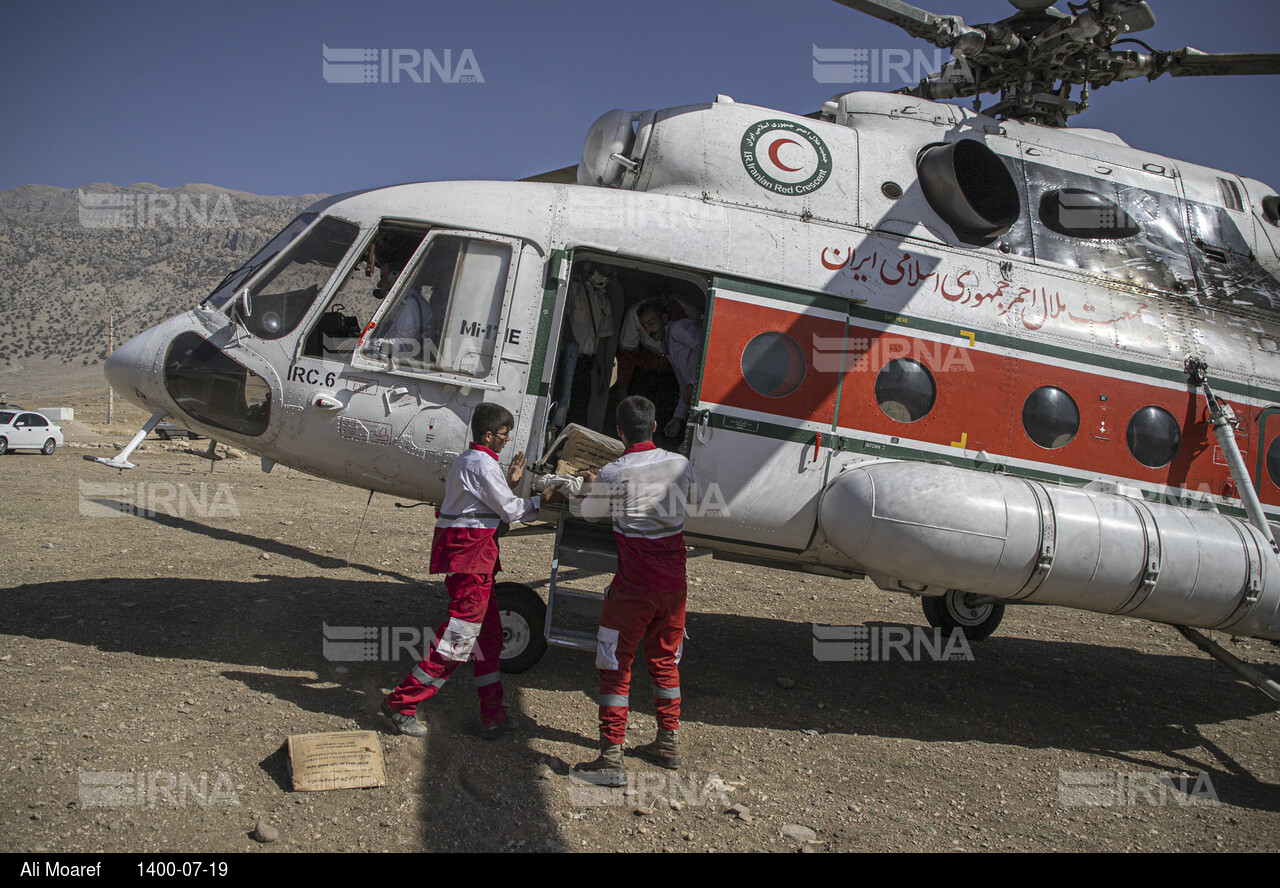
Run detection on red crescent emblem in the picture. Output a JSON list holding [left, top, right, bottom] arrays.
[[767, 138, 803, 172]]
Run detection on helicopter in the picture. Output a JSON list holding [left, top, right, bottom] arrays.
[[93, 0, 1280, 697]]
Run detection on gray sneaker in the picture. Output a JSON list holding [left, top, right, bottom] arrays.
[[379, 699, 428, 738]]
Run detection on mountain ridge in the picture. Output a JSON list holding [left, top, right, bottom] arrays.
[[0, 182, 327, 397]]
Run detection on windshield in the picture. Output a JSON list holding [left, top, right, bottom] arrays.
[[202, 213, 317, 310], [226, 216, 360, 340]]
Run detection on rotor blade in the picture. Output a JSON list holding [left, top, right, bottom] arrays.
[[829, 0, 960, 46], [520, 164, 578, 184], [1163, 50, 1280, 77]]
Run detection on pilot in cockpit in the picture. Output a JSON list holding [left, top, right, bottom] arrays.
[[373, 234, 436, 366]]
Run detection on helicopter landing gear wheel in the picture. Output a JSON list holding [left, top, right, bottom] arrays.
[[922, 589, 1005, 641], [495, 582, 547, 673]]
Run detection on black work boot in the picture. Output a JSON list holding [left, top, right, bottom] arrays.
[[480, 716, 519, 741], [573, 738, 627, 787], [632, 728, 681, 769]]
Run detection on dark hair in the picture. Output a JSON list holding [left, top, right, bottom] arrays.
[[615, 395, 655, 444], [636, 300, 666, 322], [471, 402, 515, 440]]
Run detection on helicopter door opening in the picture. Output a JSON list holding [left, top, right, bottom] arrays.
[[540, 254, 708, 459]]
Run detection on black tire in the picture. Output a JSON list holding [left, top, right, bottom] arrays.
[[157, 430, 170, 440], [41, 438, 56, 455], [494, 582, 547, 673], [0, 437, 7, 455], [921, 589, 1005, 641]]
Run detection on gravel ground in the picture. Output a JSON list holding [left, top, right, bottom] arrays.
[[2, 404, 1279, 853]]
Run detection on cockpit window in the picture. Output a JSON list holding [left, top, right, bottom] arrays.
[[362, 234, 511, 378], [228, 216, 359, 340], [164, 333, 272, 437], [302, 223, 430, 360], [203, 213, 316, 310]]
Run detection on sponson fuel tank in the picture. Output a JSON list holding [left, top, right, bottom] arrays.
[[819, 461, 1280, 641]]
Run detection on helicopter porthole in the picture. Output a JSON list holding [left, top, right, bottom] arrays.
[[1021, 386, 1079, 450], [1126, 406, 1181, 469], [741, 332, 806, 399], [1266, 437, 1280, 489], [874, 358, 936, 424], [881, 181, 903, 200]]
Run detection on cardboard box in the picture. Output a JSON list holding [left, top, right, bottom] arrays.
[[558, 425, 624, 474], [287, 730, 387, 792]]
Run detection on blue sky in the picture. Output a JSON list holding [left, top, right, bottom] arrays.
[[2, 0, 1277, 196]]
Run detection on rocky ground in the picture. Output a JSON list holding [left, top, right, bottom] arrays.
[[2, 396, 1279, 854]]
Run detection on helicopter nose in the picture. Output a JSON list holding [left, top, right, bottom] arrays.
[[103, 328, 155, 396]]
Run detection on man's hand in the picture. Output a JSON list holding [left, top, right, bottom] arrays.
[[507, 452, 526, 488], [542, 482, 565, 503], [664, 417, 683, 438], [576, 469, 597, 485]]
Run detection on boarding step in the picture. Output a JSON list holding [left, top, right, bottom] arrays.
[[545, 514, 617, 650], [547, 628, 597, 651]]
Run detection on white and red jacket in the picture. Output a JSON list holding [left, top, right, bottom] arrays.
[[580, 442, 699, 595], [429, 443, 541, 574]]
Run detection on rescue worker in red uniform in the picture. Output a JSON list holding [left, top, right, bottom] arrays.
[[380, 403, 541, 739], [571, 395, 699, 783]]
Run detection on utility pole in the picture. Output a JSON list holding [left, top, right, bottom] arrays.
[[105, 292, 114, 425]]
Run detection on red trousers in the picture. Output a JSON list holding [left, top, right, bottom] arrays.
[[596, 585, 686, 745], [386, 573, 506, 726]]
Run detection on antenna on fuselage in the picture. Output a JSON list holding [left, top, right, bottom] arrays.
[[347, 489, 376, 567]]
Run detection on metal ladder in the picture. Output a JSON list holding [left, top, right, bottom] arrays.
[[544, 512, 617, 651]]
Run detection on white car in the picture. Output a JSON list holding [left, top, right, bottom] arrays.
[[154, 421, 204, 441], [0, 410, 64, 455]]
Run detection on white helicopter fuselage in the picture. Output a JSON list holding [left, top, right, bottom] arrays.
[[104, 92, 1280, 642]]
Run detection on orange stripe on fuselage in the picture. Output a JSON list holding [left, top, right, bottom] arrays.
[[701, 297, 1275, 505]]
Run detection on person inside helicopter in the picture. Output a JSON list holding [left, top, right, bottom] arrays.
[[302, 226, 429, 360], [553, 261, 625, 431], [634, 298, 703, 448], [374, 233, 437, 367]]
